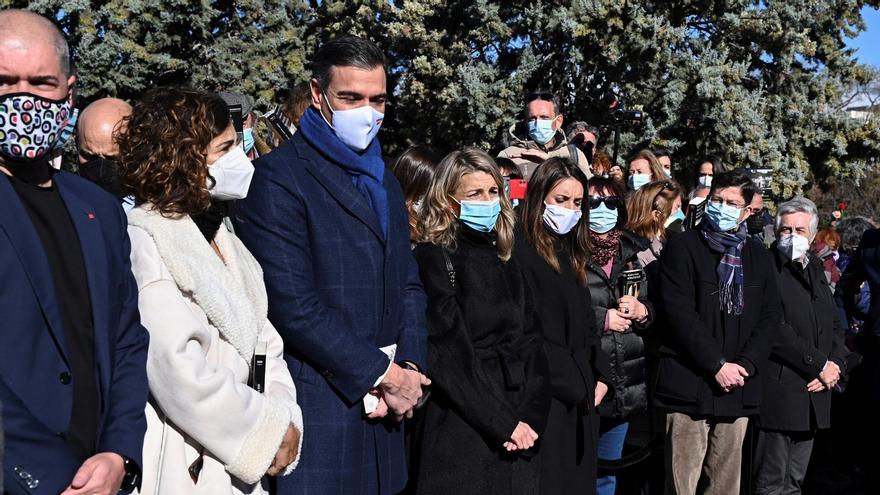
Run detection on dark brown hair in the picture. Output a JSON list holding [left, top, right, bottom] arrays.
[[118, 88, 230, 217], [389, 144, 440, 240], [519, 157, 590, 285]]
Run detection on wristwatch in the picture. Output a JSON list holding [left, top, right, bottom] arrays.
[[118, 455, 140, 494]]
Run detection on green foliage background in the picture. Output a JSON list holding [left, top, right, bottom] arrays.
[[4, 0, 880, 196]]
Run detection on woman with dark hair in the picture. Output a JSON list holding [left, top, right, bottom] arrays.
[[118, 88, 303, 494], [696, 153, 723, 188], [409, 147, 551, 495], [389, 144, 440, 242], [586, 176, 654, 495], [513, 157, 610, 494]]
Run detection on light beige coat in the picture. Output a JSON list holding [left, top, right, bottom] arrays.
[[127, 206, 303, 495]]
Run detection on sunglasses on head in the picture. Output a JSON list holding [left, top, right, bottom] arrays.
[[525, 92, 554, 103], [651, 181, 673, 208], [588, 196, 622, 210]]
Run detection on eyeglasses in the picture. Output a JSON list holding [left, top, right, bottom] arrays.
[[709, 197, 746, 209], [746, 206, 767, 216], [525, 92, 555, 103], [588, 195, 622, 210]]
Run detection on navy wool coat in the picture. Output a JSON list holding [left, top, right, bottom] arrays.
[[234, 132, 428, 495], [0, 172, 149, 494]]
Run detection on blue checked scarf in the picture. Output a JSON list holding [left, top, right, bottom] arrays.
[[701, 223, 748, 315]]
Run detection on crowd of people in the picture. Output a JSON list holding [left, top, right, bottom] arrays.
[[2, 8, 880, 495]]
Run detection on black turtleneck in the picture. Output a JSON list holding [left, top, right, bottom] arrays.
[[191, 200, 234, 242], [6, 168, 98, 461]]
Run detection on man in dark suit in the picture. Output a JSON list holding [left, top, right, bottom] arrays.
[[655, 171, 782, 495], [0, 10, 148, 495], [234, 35, 428, 495], [753, 197, 847, 495], [840, 225, 880, 490]]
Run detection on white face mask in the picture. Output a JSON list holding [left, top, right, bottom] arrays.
[[543, 202, 582, 235], [777, 233, 811, 261], [698, 175, 713, 187], [208, 146, 255, 200], [321, 92, 384, 152]]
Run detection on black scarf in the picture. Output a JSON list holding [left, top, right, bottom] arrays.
[[191, 200, 233, 242]]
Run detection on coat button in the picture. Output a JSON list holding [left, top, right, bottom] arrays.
[[805, 355, 814, 364], [55, 431, 66, 439], [27, 479, 39, 489], [321, 370, 334, 379], [59, 372, 71, 384]]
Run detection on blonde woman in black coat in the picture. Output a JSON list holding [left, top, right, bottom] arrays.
[[409, 147, 551, 495]]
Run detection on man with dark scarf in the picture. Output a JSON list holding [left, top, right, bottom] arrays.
[[654, 171, 782, 495], [234, 35, 429, 495]]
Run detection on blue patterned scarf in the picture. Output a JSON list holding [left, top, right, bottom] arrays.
[[298, 106, 388, 237], [701, 223, 748, 315]]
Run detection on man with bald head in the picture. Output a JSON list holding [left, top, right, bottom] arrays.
[[0, 9, 147, 495], [76, 97, 134, 209]]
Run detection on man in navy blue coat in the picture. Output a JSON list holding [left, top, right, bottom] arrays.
[[0, 10, 148, 495], [235, 36, 428, 494]]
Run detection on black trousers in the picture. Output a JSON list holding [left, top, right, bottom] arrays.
[[752, 429, 814, 495]]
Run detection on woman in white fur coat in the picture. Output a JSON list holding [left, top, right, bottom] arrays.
[[117, 88, 303, 495]]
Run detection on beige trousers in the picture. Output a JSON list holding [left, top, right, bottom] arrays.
[[664, 412, 749, 495]]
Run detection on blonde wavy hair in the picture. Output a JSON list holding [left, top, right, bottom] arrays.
[[416, 147, 515, 261]]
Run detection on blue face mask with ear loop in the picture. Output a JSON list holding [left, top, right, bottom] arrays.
[[242, 128, 255, 154], [705, 200, 744, 232], [527, 119, 556, 145], [454, 198, 501, 232], [628, 173, 650, 190]]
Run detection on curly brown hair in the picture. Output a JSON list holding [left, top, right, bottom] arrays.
[[118, 88, 230, 217]]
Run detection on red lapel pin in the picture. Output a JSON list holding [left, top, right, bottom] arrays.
[[88, 213, 95, 219]]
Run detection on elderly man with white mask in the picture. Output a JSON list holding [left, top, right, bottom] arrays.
[[753, 197, 849, 495]]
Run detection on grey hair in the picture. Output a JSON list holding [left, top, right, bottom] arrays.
[[775, 197, 819, 237], [688, 185, 710, 201]]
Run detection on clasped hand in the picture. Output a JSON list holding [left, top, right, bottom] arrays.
[[502, 421, 539, 452], [714, 362, 749, 392], [367, 363, 431, 421]]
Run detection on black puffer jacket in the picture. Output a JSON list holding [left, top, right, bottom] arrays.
[[588, 229, 654, 419]]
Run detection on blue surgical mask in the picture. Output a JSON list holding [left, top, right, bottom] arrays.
[[242, 128, 255, 154], [527, 119, 556, 145], [705, 200, 743, 232], [665, 209, 686, 228], [589, 204, 619, 234], [456, 198, 501, 232], [628, 173, 650, 190]]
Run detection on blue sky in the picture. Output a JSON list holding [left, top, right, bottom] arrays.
[[847, 6, 880, 67]]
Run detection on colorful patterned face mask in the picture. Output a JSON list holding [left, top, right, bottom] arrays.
[[0, 92, 73, 162]]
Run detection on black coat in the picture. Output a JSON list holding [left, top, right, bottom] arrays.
[[757, 248, 848, 431], [588, 229, 655, 419], [409, 227, 551, 495], [654, 229, 782, 417], [513, 233, 611, 495]]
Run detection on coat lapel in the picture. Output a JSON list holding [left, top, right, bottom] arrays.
[[298, 142, 386, 244], [0, 175, 69, 364], [55, 174, 112, 391]]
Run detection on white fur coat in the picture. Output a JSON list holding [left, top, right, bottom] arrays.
[[127, 206, 303, 495]]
